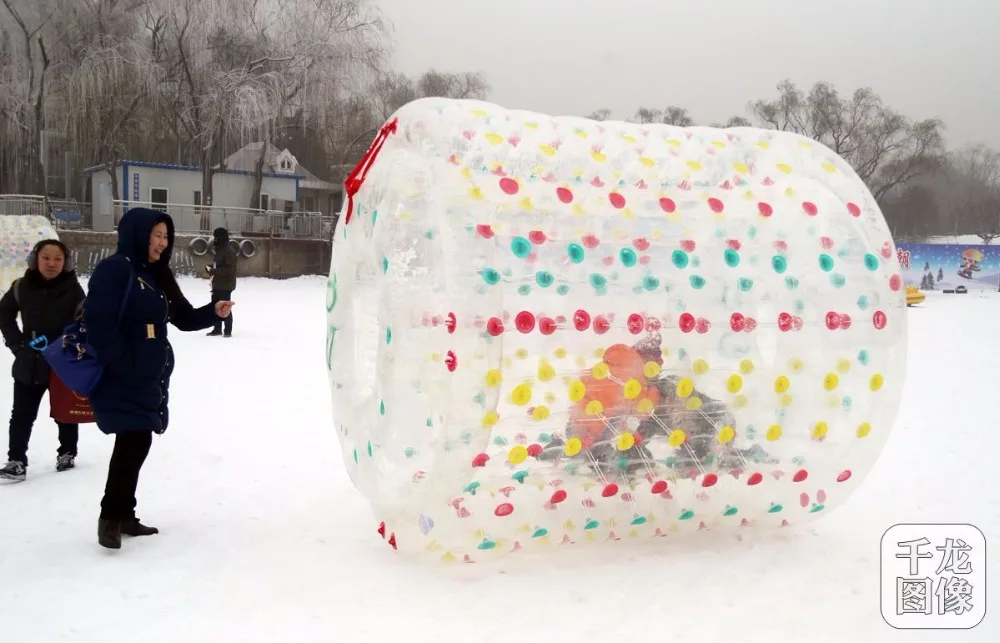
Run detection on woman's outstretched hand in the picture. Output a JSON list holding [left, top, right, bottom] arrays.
[[215, 300, 235, 318]]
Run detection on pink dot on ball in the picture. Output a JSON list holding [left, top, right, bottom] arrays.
[[499, 178, 519, 195]]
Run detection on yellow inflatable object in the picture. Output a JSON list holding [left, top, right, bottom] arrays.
[[906, 285, 925, 306]]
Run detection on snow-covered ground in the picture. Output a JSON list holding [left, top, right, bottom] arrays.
[[1, 276, 996, 642]]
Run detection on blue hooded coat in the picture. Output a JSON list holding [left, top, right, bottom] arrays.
[[84, 208, 219, 435]]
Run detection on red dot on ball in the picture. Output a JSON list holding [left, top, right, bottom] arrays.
[[515, 311, 536, 333], [486, 317, 504, 336]]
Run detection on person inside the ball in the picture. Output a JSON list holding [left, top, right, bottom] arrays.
[[541, 334, 775, 479]]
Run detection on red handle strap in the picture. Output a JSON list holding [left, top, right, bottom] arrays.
[[344, 117, 399, 225]]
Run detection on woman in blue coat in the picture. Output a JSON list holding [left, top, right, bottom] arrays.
[[84, 208, 234, 550]]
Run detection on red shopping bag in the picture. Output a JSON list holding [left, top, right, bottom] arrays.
[[49, 370, 96, 424]]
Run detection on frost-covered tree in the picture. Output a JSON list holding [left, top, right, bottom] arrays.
[[0, 0, 54, 193]]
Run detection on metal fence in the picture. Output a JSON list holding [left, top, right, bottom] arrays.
[[0, 194, 336, 240], [110, 200, 335, 240], [0, 194, 90, 229]]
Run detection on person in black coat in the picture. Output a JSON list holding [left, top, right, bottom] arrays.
[[205, 227, 237, 337], [84, 207, 234, 549], [0, 239, 86, 482]]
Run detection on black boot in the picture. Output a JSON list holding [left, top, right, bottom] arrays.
[[121, 517, 159, 537], [98, 519, 122, 549]]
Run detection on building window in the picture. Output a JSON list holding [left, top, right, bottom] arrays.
[[259, 193, 270, 211], [279, 158, 292, 171], [150, 188, 168, 211], [194, 190, 202, 206]]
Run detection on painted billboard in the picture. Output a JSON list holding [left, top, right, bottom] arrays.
[[896, 243, 1000, 292]]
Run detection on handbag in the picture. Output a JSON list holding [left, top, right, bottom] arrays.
[[41, 265, 134, 397], [49, 369, 95, 424]]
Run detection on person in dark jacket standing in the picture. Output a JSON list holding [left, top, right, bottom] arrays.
[[0, 240, 86, 481], [205, 227, 237, 337], [84, 208, 234, 549]]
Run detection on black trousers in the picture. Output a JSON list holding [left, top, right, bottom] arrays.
[[7, 379, 78, 465], [99, 431, 153, 521], [211, 289, 233, 334]]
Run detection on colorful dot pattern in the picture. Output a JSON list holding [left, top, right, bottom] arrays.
[[326, 98, 908, 561]]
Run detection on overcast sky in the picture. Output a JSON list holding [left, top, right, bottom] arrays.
[[374, 0, 998, 150]]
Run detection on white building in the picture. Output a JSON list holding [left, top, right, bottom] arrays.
[[222, 143, 340, 216], [85, 145, 338, 234]]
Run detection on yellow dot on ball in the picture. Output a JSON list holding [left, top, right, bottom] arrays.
[[636, 398, 654, 413], [779, 394, 794, 407], [824, 373, 839, 391], [554, 348, 567, 359], [774, 375, 790, 393], [623, 379, 642, 399], [544, 392, 557, 404], [575, 356, 586, 368], [485, 369, 503, 387], [717, 425, 736, 444], [739, 359, 754, 374], [726, 374, 743, 393], [870, 373, 884, 391], [692, 359, 709, 375], [592, 362, 611, 379], [585, 400, 604, 415], [643, 361, 661, 378], [511, 384, 533, 406], [733, 394, 749, 408], [482, 411, 499, 428], [812, 421, 829, 440], [568, 380, 586, 402], [564, 437, 583, 456], [676, 378, 694, 398], [617, 432, 636, 451], [593, 347, 606, 358], [685, 396, 703, 410], [532, 405, 550, 421], [515, 348, 529, 359], [538, 363, 556, 382], [508, 445, 528, 464], [668, 429, 687, 447], [788, 358, 804, 373], [836, 358, 851, 374], [766, 424, 782, 441], [857, 422, 872, 438]]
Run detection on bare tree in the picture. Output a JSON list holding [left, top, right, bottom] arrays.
[[746, 80, 945, 202], [586, 108, 611, 121], [709, 115, 752, 128], [630, 107, 663, 124], [661, 105, 693, 126], [0, 0, 53, 193], [948, 145, 1000, 244], [52, 0, 165, 200]]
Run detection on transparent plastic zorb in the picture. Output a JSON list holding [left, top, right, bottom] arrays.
[[0, 216, 60, 295], [326, 98, 907, 562]]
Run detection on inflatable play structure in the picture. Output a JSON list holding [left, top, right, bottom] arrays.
[[0, 215, 60, 295], [326, 98, 908, 561]]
